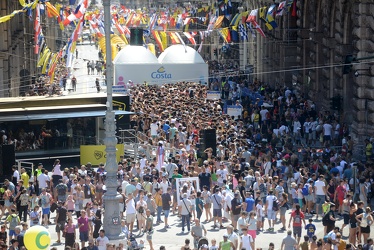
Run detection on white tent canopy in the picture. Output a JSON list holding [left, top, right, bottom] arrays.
[[113, 45, 209, 85]]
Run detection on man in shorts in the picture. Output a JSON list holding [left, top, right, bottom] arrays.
[[145, 209, 154, 250], [211, 188, 224, 229], [55, 201, 67, 244], [78, 210, 90, 249], [265, 190, 277, 232], [125, 193, 137, 234]]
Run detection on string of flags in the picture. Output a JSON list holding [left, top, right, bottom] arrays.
[[0, 0, 298, 79]]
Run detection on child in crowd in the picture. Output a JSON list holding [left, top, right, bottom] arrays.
[[256, 200, 264, 231], [305, 219, 316, 240], [209, 239, 218, 250], [299, 235, 309, 250], [248, 211, 257, 243], [65, 194, 75, 221]]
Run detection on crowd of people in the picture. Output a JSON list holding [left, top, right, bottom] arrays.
[[1, 82, 373, 250]]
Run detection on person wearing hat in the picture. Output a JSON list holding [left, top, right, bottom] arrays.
[[218, 233, 235, 250], [125, 178, 137, 196], [199, 244, 209, 250]]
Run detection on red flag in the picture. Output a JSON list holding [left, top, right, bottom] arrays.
[[292, 0, 297, 17], [34, 4, 41, 54]]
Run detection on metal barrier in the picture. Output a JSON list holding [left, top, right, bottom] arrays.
[[16, 160, 34, 177], [118, 129, 137, 144], [123, 142, 177, 161]]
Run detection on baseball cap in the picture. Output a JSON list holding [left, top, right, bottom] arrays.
[[223, 233, 228, 238]]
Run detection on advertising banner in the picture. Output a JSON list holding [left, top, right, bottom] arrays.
[[227, 105, 243, 118], [206, 91, 221, 100], [80, 144, 125, 165]]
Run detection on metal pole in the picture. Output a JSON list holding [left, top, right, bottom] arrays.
[[102, 0, 124, 240]]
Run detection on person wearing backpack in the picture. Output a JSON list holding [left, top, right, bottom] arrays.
[[322, 203, 337, 235], [303, 180, 314, 216], [5, 209, 20, 241], [55, 179, 68, 203], [265, 190, 277, 232], [288, 204, 306, 244]]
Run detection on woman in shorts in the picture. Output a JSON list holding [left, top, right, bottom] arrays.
[[202, 186, 212, 222], [356, 207, 373, 244]]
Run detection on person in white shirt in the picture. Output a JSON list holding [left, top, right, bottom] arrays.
[[125, 193, 136, 234], [263, 159, 272, 176], [216, 163, 228, 187], [309, 117, 318, 146], [323, 121, 333, 146], [239, 228, 254, 250], [314, 175, 326, 219], [150, 121, 159, 139], [265, 190, 276, 232], [96, 229, 110, 250], [12, 166, 20, 185], [37, 170, 50, 194], [160, 177, 170, 194], [140, 155, 147, 170], [259, 106, 269, 125], [303, 118, 311, 145]]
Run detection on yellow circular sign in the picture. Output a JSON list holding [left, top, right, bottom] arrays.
[[24, 225, 51, 250]]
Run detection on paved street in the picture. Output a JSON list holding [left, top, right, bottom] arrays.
[[63, 41, 106, 95], [39, 207, 353, 250]]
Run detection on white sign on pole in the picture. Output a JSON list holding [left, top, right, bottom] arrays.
[[206, 91, 221, 100], [175, 177, 200, 202], [227, 105, 242, 118], [113, 85, 127, 94]]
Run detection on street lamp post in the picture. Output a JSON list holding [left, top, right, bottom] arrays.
[[102, 0, 125, 240]]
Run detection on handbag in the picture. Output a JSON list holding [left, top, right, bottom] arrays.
[[182, 199, 192, 218]]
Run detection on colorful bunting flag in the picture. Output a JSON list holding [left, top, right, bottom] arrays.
[[238, 23, 248, 41], [266, 4, 278, 30], [276, 1, 287, 16], [218, 27, 231, 43], [183, 32, 197, 45], [34, 3, 41, 54], [63, 0, 89, 26]]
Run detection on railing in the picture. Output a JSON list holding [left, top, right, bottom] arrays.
[[118, 129, 137, 144], [123, 142, 179, 160]]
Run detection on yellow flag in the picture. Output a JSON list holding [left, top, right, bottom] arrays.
[[41, 52, 52, 74], [0, 15, 12, 24], [160, 31, 167, 50], [19, 0, 26, 7], [37, 48, 50, 67], [147, 43, 156, 56]]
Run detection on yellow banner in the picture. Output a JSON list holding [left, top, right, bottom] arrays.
[[80, 144, 125, 165]]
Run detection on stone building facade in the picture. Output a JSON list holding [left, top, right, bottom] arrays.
[[244, 0, 374, 141], [0, 0, 36, 97], [0, 0, 373, 140]]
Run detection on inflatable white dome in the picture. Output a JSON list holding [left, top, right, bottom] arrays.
[[113, 45, 158, 64], [158, 45, 205, 64]]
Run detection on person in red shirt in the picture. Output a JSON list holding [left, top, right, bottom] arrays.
[[334, 180, 347, 215], [288, 204, 306, 244]]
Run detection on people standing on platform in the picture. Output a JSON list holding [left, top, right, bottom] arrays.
[[95, 78, 101, 93], [11, 166, 20, 187], [71, 76, 77, 92]]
